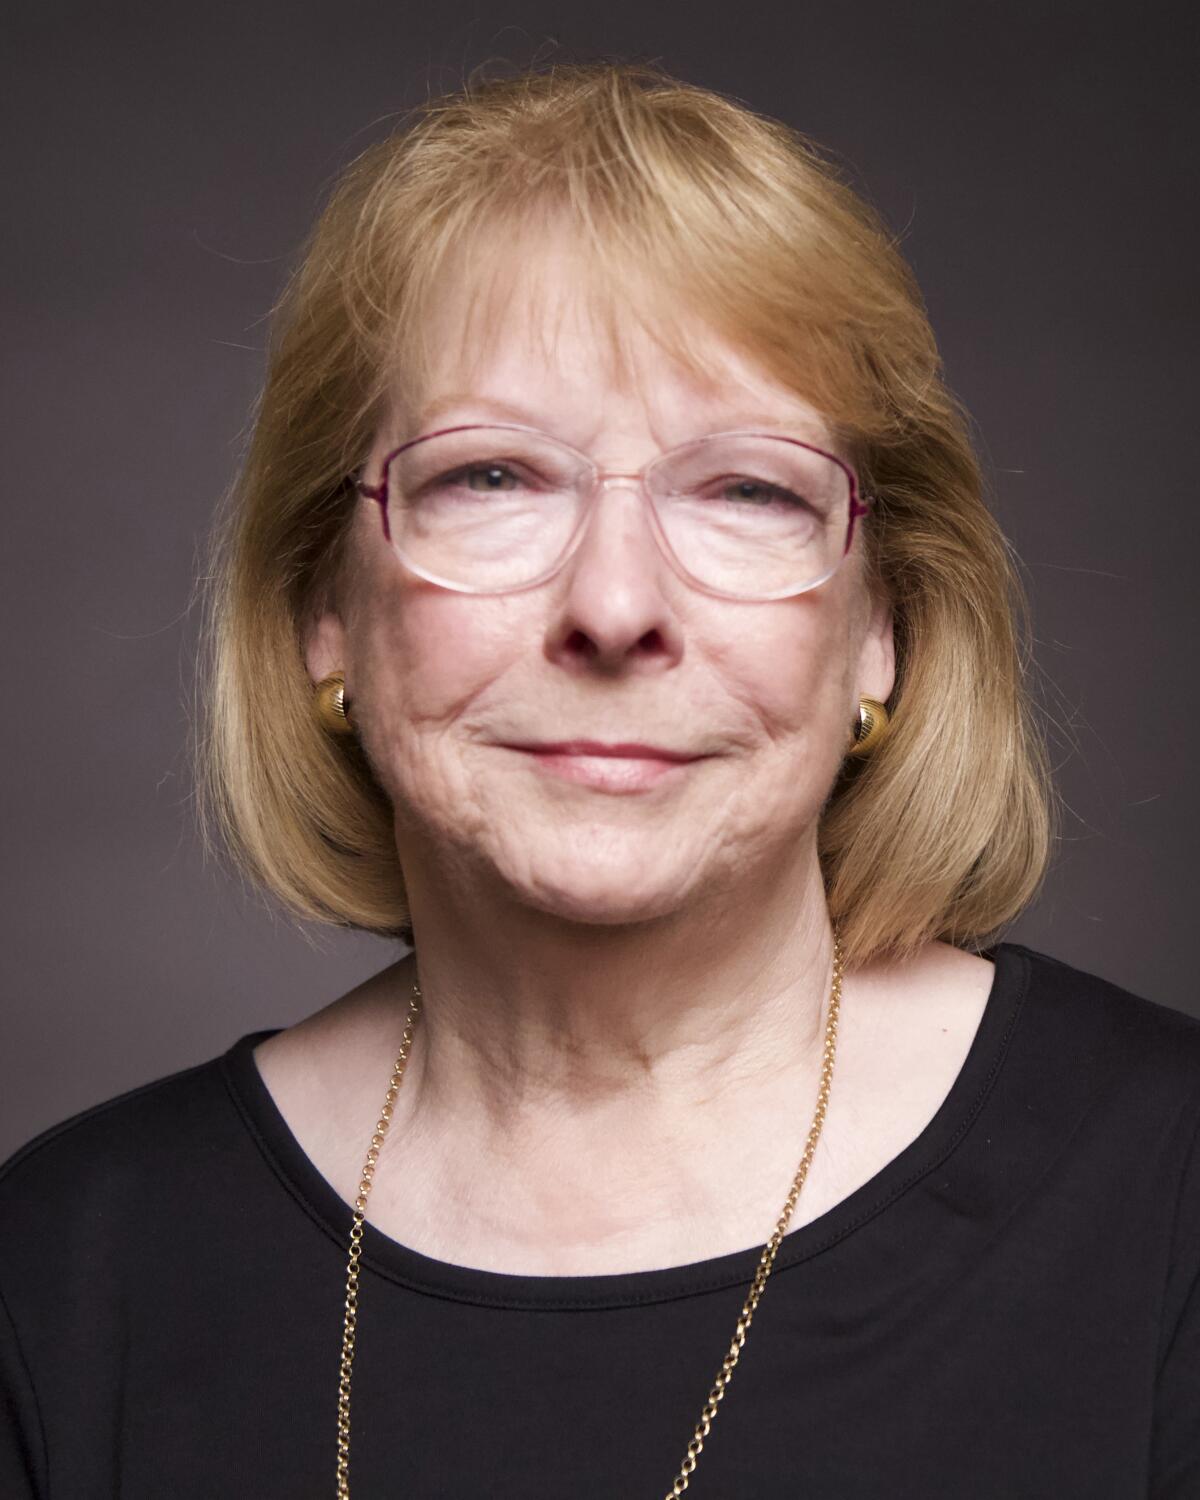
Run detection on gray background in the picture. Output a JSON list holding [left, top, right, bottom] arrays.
[[3, 1, 1196, 1161]]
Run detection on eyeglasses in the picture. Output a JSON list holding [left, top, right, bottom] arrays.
[[353, 423, 873, 601]]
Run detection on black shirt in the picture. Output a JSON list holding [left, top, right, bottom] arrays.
[[2, 942, 1199, 1498]]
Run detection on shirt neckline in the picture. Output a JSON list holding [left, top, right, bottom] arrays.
[[219, 942, 1032, 1310]]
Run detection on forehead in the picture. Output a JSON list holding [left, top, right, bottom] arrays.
[[389, 230, 833, 450]]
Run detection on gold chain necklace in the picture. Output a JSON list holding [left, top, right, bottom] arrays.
[[335, 928, 845, 1497]]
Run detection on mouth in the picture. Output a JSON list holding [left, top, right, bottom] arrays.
[[495, 740, 709, 794], [502, 739, 700, 762]]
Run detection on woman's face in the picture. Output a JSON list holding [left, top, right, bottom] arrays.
[[308, 248, 895, 929]]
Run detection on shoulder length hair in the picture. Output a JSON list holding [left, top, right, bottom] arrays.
[[193, 60, 1058, 967]]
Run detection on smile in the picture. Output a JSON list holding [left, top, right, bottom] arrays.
[[497, 741, 707, 793]]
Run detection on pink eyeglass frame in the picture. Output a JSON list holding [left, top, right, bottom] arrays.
[[353, 421, 874, 602]]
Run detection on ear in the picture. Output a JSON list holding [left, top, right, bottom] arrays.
[[855, 584, 896, 706], [304, 605, 349, 688]]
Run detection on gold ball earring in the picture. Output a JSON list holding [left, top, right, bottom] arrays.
[[313, 672, 356, 736], [846, 696, 890, 757]]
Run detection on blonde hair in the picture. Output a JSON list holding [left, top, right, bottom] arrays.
[[193, 59, 1058, 966]]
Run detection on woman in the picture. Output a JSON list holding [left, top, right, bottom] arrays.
[[2, 61, 1197, 1499]]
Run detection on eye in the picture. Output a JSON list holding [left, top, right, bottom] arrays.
[[457, 463, 522, 493], [715, 476, 810, 509]]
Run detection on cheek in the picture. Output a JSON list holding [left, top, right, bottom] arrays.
[[357, 585, 513, 722], [349, 582, 527, 815], [716, 600, 856, 749]]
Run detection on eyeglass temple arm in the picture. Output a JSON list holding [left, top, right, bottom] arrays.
[[354, 475, 387, 503]]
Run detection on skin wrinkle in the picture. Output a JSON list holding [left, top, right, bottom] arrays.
[[301, 227, 900, 1256]]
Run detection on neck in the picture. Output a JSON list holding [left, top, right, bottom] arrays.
[[348, 835, 858, 1273], [390, 838, 837, 1143]]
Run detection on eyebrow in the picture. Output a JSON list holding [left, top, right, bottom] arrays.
[[416, 394, 541, 428]]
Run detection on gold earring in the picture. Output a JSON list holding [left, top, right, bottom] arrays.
[[846, 696, 890, 757], [313, 672, 356, 736]]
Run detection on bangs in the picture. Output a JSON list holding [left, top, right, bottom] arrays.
[[375, 208, 777, 438], [343, 99, 914, 461]]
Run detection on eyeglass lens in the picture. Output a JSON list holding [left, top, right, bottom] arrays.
[[385, 426, 852, 597]]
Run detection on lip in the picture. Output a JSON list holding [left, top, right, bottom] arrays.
[[502, 739, 701, 762], [496, 740, 708, 794]]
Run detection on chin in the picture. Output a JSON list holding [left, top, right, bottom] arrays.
[[518, 882, 691, 929], [505, 840, 701, 929]]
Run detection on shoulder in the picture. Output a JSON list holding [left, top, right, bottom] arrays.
[[1007, 941, 1200, 1048], [0, 965, 403, 1251], [1001, 941, 1200, 1125], [1003, 946, 1200, 1365], [0, 1041, 246, 1253], [0, 1038, 271, 1494]]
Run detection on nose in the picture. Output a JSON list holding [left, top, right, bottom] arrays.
[[542, 478, 685, 674]]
